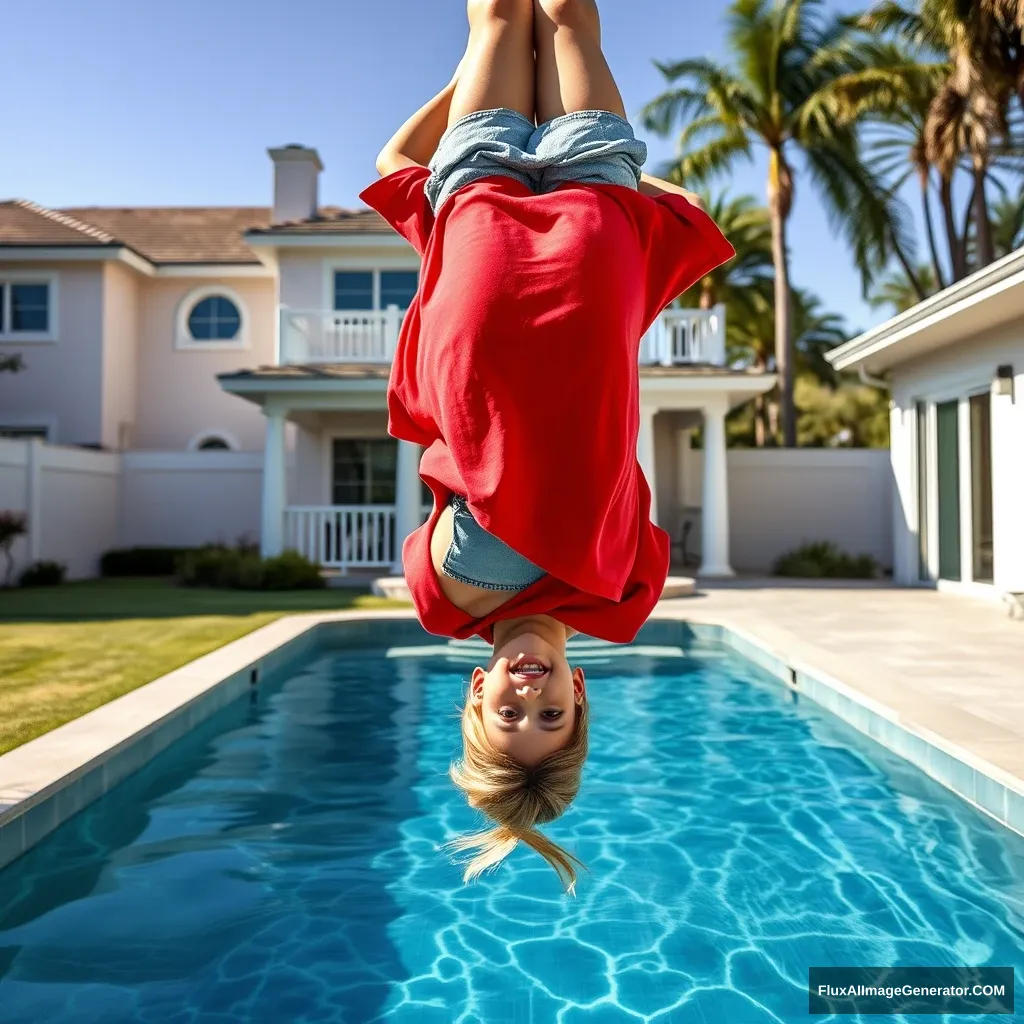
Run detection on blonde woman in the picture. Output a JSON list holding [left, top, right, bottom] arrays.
[[361, 0, 733, 892]]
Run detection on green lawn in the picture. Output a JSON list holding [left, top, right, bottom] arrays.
[[0, 578, 408, 755]]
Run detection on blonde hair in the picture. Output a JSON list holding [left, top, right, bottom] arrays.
[[447, 692, 589, 893]]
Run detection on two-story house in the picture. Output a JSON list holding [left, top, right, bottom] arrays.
[[0, 145, 776, 578]]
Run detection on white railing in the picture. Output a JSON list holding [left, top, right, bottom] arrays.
[[284, 505, 396, 570], [639, 304, 726, 367], [278, 304, 725, 368], [279, 306, 403, 365]]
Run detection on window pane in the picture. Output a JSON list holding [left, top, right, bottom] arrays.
[[197, 436, 230, 450], [188, 296, 240, 341], [334, 271, 373, 311], [0, 425, 49, 440], [0, 284, 5, 333], [332, 439, 368, 505], [11, 283, 49, 332], [380, 271, 419, 310], [970, 393, 994, 583], [936, 400, 961, 581]]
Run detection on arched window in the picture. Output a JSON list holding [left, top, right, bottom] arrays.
[[188, 431, 238, 452], [187, 296, 241, 341]]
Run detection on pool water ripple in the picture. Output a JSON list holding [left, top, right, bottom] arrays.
[[0, 639, 1021, 1023]]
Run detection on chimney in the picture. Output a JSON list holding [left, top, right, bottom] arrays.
[[268, 145, 323, 224]]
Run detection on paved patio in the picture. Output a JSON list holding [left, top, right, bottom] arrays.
[[666, 580, 1024, 783]]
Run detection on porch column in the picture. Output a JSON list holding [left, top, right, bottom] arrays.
[[393, 439, 422, 574], [261, 407, 287, 558], [699, 398, 734, 577], [637, 404, 658, 526]]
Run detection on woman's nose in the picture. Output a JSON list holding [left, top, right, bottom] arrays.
[[515, 685, 542, 700]]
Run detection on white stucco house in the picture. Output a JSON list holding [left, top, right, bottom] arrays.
[[828, 248, 1024, 604], [0, 144, 787, 579]]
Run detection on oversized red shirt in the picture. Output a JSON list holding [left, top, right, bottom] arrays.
[[359, 167, 734, 643]]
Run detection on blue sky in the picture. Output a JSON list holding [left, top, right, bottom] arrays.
[[3, 0, 892, 332]]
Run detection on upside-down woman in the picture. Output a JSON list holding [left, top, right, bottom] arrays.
[[360, 0, 734, 892]]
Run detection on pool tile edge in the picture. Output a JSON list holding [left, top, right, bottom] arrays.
[[649, 610, 1024, 843], [0, 609, 420, 872]]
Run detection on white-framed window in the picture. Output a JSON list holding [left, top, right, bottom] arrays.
[[332, 270, 419, 312], [188, 430, 239, 451], [175, 285, 248, 351], [0, 274, 58, 343]]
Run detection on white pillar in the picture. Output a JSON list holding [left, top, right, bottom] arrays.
[[637, 405, 658, 526], [699, 398, 734, 577], [393, 439, 422, 574], [261, 407, 287, 558]]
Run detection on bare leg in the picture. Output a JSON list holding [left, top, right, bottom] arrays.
[[533, 0, 626, 123], [447, 0, 536, 127]]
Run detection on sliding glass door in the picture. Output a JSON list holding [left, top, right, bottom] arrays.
[[916, 401, 930, 581], [969, 393, 995, 583], [935, 400, 961, 582]]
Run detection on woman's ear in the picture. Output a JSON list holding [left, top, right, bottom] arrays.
[[470, 667, 486, 705], [573, 667, 586, 705]]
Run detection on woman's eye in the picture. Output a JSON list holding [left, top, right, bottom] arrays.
[[541, 708, 563, 720], [499, 708, 519, 720]]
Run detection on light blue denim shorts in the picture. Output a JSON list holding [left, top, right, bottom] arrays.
[[442, 494, 546, 592], [425, 107, 647, 213]]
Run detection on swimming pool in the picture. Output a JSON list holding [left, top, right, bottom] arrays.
[[0, 630, 1021, 1023]]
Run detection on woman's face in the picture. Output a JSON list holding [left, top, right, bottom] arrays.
[[471, 631, 585, 768]]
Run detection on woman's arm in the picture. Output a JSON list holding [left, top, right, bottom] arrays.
[[376, 63, 464, 177], [638, 172, 705, 211]]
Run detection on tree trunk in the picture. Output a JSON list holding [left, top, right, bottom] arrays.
[[892, 240, 926, 302], [920, 174, 946, 291], [769, 202, 795, 448], [940, 174, 967, 281], [699, 277, 715, 310], [973, 161, 996, 269]]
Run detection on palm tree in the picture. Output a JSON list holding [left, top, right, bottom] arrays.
[[991, 191, 1024, 254], [860, 0, 1022, 271], [869, 262, 941, 313], [641, 0, 911, 447]]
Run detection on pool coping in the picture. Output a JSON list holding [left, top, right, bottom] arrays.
[[1, 606, 1022, 871]]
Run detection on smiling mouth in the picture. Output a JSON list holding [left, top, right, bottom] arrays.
[[509, 654, 550, 680]]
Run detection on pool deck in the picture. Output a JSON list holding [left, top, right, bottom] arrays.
[[667, 580, 1024, 784]]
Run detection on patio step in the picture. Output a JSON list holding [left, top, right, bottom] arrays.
[[370, 575, 696, 602]]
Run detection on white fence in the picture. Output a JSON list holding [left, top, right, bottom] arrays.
[[0, 440, 894, 581], [280, 307, 403, 365], [120, 451, 263, 549], [0, 438, 120, 580], [679, 449, 893, 572], [639, 306, 726, 366]]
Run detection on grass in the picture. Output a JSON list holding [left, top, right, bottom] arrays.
[[0, 578, 408, 755]]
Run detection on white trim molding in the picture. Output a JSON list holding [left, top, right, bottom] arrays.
[[187, 429, 241, 452], [0, 271, 59, 343], [174, 284, 250, 352]]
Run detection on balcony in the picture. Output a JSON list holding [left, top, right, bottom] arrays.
[[278, 303, 726, 367]]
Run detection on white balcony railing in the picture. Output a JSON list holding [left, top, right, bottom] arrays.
[[284, 505, 396, 570], [280, 306, 403, 365], [639, 305, 726, 367], [278, 303, 726, 367]]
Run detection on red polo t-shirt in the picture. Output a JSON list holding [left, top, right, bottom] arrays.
[[360, 167, 733, 643]]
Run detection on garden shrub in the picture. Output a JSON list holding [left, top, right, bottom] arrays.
[[178, 546, 324, 590], [773, 541, 878, 580], [19, 560, 66, 587], [100, 546, 195, 577]]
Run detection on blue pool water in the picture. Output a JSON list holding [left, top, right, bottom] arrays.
[[0, 632, 1022, 1023]]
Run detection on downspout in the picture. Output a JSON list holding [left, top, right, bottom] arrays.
[[859, 364, 889, 390]]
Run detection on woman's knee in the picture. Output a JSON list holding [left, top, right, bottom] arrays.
[[535, 0, 598, 31], [466, 0, 532, 27]]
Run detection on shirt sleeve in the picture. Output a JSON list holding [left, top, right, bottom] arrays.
[[358, 166, 434, 256], [642, 194, 736, 329]]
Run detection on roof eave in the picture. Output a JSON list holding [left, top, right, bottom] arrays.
[[828, 247, 1024, 373]]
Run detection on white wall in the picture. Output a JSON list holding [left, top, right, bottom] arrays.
[[0, 438, 119, 580], [679, 448, 894, 573], [889, 319, 1024, 591], [0, 264, 104, 445], [133, 277, 275, 450], [121, 451, 262, 548]]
